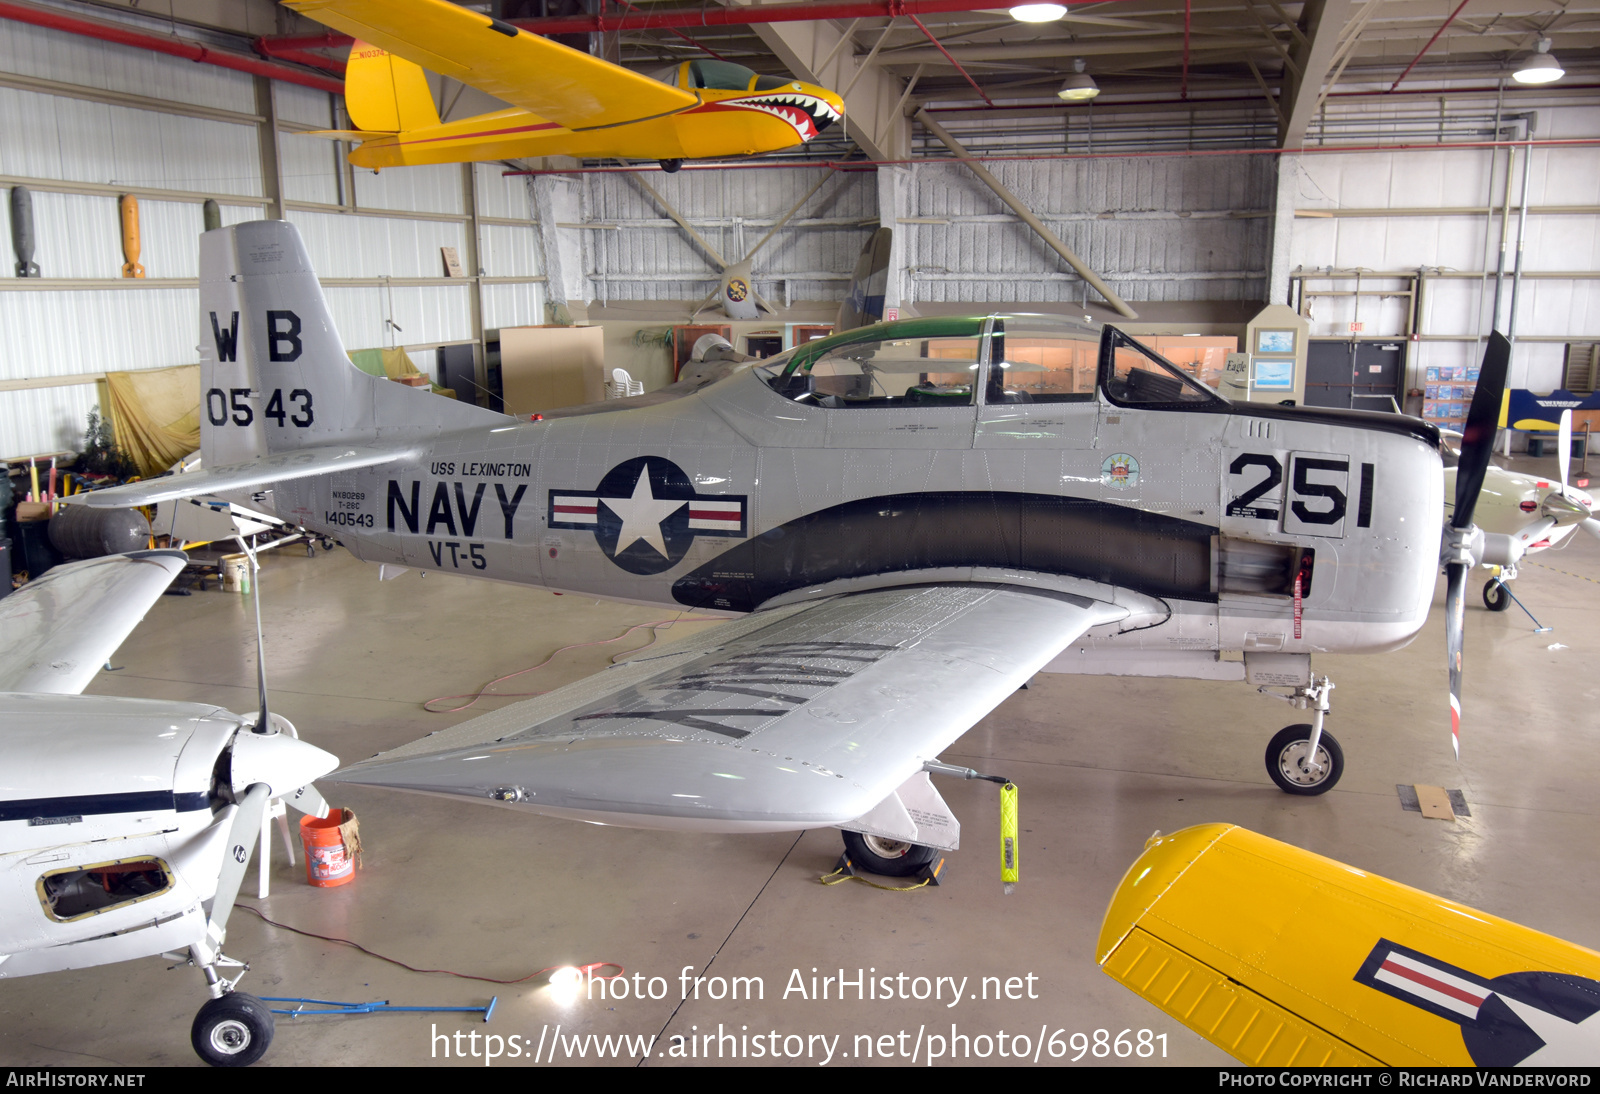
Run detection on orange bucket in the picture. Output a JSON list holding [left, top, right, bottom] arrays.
[[299, 808, 358, 888]]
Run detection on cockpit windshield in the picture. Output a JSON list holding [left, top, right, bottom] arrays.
[[681, 59, 761, 91], [1102, 328, 1227, 409]]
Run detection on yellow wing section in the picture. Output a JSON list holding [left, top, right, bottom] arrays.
[[283, 0, 698, 130], [1099, 825, 1600, 1067]]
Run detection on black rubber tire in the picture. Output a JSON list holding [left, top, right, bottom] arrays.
[[1483, 578, 1512, 612], [659, 158, 683, 173], [842, 830, 938, 877], [191, 992, 274, 1068], [1265, 723, 1344, 796]]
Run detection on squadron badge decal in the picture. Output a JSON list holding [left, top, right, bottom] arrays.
[[548, 456, 747, 575], [1102, 453, 1140, 489]]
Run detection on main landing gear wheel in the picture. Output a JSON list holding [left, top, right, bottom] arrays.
[[659, 158, 683, 173], [842, 831, 938, 877], [1483, 578, 1512, 612], [191, 992, 274, 1067], [1265, 724, 1344, 796]]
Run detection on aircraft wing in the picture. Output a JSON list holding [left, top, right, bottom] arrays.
[[69, 444, 413, 509], [330, 585, 1127, 830], [0, 550, 186, 695], [1099, 824, 1600, 1067], [283, 0, 699, 130]]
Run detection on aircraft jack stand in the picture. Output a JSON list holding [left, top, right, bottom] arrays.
[[1487, 577, 1552, 632], [830, 850, 945, 887], [261, 996, 498, 1022]]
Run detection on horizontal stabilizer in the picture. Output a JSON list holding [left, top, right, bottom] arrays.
[[330, 584, 1125, 831], [300, 128, 398, 141], [0, 551, 186, 694], [70, 445, 414, 509]]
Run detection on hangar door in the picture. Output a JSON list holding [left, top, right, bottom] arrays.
[[1304, 340, 1404, 412]]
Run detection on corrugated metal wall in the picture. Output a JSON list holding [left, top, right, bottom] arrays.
[[1286, 102, 1600, 390], [0, 15, 544, 458], [584, 166, 877, 305], [904, 156, 1273, 305]]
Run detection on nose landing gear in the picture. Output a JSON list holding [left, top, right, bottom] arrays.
[[1259, 675, 1342, 795]]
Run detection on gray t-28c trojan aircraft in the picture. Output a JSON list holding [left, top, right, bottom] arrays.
[[81, 220, 1510, 876]]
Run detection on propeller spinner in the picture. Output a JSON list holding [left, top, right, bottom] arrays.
[[1440, 333, 1512, 758]]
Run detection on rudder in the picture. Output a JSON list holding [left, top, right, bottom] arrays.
[[345, 40, 440, 133], [199, 220, 377, 467]]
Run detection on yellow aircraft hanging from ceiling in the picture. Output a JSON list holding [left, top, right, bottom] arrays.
[[1099, 824, 1600, 1066], [282, 0, 844, 171]]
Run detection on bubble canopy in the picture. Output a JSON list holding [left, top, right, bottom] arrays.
[[759, 314, 1226, 411]]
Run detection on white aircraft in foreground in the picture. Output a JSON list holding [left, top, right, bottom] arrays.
[[0, 551, 338, 1066], [80, 220, 1514, 877]]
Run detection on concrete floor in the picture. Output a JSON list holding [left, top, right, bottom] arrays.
[[6, 464, 1600, 1068]]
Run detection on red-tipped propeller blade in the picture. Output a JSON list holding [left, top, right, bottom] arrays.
[[1443, 332, 1511, 758]]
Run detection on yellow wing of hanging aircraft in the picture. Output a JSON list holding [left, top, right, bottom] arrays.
[[1099, 825, 1600, 1067], [281, 0, 843, 170]]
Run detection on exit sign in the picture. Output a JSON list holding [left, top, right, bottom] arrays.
[[1349, 321, 1364, 333]]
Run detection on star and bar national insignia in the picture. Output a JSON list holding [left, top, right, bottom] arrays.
[[1354, 939, 1600, 1066], [548, 456, 747, 575]]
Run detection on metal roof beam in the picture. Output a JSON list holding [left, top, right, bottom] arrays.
[[1277, 0, 1356, 148], [753, 15, 910, 161]]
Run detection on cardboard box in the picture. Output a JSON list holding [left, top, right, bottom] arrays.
[[499, 325, 605, 415], [15, 500, 50, 522]]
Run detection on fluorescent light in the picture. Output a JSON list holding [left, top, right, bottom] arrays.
[[1513, 39, 1564, 84], [1010, 3, 1067, 22]]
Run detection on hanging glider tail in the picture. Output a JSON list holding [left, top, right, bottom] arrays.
[[343, 40, 441, 133]]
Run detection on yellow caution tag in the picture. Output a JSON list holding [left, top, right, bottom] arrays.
[[1000, 782, 1019, 893]]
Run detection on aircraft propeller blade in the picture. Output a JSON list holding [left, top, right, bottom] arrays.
[[1445, 561, 1465, 760], [208, 782, 271, 939], [1559, 408, 1573, 498], [1451, 333, 1511, 532], [1439, 332, 1511, 760], [282, 781, 330, 818]]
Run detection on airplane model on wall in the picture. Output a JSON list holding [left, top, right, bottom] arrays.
[[1100, 824, 1600, 1066], [0, 551, 339, 1066], [283, 0, 844, 172], [80, 220, 1515, 876]]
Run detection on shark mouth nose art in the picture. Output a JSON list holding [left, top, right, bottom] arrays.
[[714, 93, 842, 141]]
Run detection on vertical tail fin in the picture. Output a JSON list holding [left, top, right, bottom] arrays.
[[200, 220, 380, 466], [344, 41, 441, 133], [200, 220, 504, 469]]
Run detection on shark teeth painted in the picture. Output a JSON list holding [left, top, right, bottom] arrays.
[[708, 93, 842, 142]]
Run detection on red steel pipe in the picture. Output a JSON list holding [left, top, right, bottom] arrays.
[[264, 2, 1060, 51], [908, 13, 994, 107], [502, 136, 1600, 174], [1388, 0, 1472, 93], [0, 1, 343, 94]]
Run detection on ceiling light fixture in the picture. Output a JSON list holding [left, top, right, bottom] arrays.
[[1010, 3, 1068, 22], [1513, 37, 1564, 84], [1057, 58, 1099, 101]]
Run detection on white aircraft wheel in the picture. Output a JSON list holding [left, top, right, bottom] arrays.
[[191, 992, 274, 1068], [842, 830, 938, 877], [1265, 724, 1344, 796], [1483, 579, 1513, 612]]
